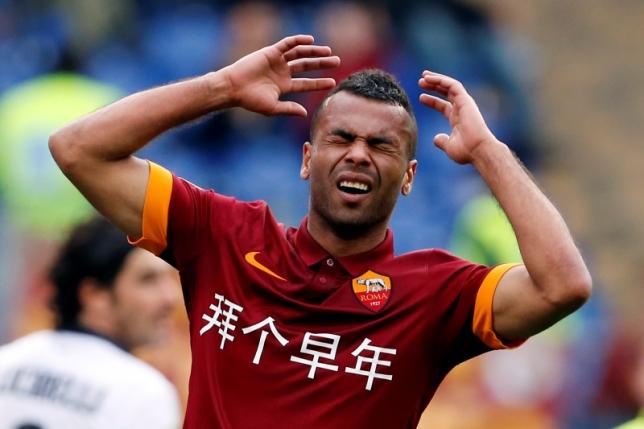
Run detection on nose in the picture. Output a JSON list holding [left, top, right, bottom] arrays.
[[344, 139, 371, 167]]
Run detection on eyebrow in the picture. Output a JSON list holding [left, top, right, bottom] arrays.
[[329, 128, 393, 145]]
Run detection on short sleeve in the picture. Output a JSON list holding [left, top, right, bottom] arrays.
[[126, 160, 213, 264], [128, 160, 267, 271], [472, 263, 525, 349], [128, 161, 172, 255], [426, 250, 525, 368]]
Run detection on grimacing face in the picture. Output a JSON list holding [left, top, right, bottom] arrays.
[[108, 249, 179, 349], [301, 91, 417, 239]]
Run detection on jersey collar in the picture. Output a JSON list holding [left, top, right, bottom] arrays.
[[293, 217, 395, 276], [58, 323, 129, 352]]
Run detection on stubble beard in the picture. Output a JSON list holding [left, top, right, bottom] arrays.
[[309, 184, 398, 241]]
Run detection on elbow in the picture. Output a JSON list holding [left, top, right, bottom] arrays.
[[567, 270, 592, 309], [551, 266, 593, 313], [49, 128, 82, 174]]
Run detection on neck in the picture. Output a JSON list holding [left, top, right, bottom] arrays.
[[306, 213, 388, 258], [77, 312, 116, 342]]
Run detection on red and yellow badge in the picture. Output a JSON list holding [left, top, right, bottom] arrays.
[[352, 270, 392, 312]]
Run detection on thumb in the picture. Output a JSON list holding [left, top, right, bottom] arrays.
[[433, 133, 450, 151]]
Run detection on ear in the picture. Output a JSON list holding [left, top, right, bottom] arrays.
[[300, 142, 312, 180], [401, 160, 418, 196], [78, 279, 113, 321]]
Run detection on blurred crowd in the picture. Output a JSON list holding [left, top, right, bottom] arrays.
[[0, 1, 642, 428]]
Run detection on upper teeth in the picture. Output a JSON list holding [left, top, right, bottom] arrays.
[[340, 181, 369, 191]]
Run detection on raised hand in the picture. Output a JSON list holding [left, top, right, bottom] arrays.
[[222, 34, 340, 117], [418, 71, 498, 164]]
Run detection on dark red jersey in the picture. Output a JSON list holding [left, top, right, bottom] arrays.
[[130, 162, 521, 429]]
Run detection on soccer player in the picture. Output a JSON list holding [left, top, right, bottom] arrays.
[[0, 217, 181, 429], [48, 35, 591, 428]]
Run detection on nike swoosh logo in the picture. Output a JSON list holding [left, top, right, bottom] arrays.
[[244, 252, 287, 281]]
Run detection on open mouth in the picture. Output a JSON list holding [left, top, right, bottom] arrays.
[[337, 180, 371, 195]]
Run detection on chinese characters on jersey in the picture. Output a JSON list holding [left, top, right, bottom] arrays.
[[200, 294, 397, 391], [199, 293, 243, 349]]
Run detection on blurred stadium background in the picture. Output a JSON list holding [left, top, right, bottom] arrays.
[[0, 1, 643, 427]]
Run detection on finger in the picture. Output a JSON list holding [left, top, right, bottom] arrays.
[[273, 100, 308, 117], [418, 77, 449, 97], [419, 94, 452, 117], [421, 74, 467, 100], [274, 34, 315, 53], [290, 77, 336, 92], [288, 56, 341, 74], [283, 45, 333, 61], [422, 69, 446, 77], [422, 69, 458, 83], [433, 133, 450, 151]]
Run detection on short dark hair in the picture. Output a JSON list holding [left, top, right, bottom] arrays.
[[49, 216, 134, 328], [310, 69, 417, 159]]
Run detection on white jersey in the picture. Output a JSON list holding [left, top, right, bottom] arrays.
[[0, 330, 180, 429]]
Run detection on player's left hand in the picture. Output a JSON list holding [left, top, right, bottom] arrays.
[[419, 71, 499, 164]]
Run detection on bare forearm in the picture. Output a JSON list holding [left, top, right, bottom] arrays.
[[50, 70, 233, 162], [472, 140, 591, 305], [47, 35, 337, 238], [419, 70, 590, 337], [47, 70, 234, 237]]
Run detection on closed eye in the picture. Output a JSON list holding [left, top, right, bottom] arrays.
[[368, 137, 399, 153], [368, 137, 392, 146], [329, 129, 355, 143]]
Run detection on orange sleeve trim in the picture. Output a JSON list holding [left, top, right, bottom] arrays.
[[127, 161, 172, 255], [472, 263, 524, 350]]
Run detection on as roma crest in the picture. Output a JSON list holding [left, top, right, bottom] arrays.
[[352, 270, 392, 312]]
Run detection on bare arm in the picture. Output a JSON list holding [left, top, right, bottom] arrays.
[[419, 71, 592, 340], [49, 35, 339, 237]]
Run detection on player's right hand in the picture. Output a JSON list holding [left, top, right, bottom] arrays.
[[221, 34, 340, 117]]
